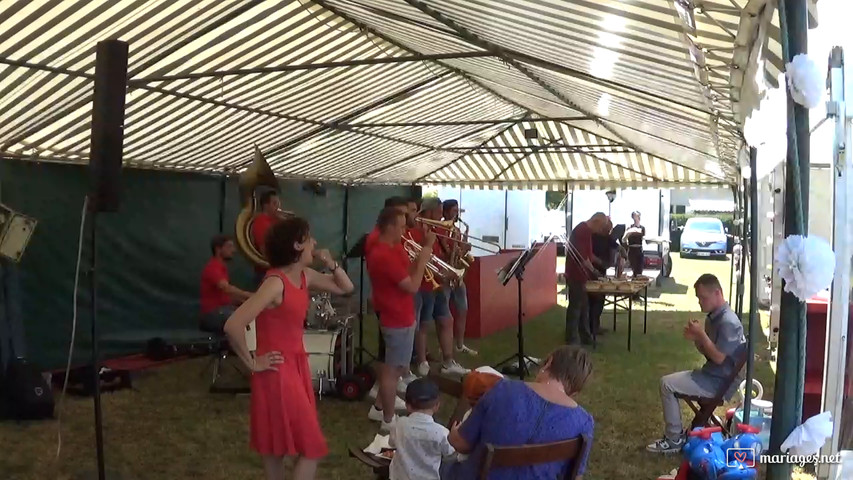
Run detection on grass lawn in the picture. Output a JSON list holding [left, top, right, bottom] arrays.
[[0, 255, 780, 480]]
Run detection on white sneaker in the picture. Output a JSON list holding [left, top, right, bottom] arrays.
[[380, 415, 398, 433], [396, 379, 408, 396], [441, 360, 470, 376], [368, 405, 384, 422], [368, 384, 379, 400], [455, 344, 478, 356], [417, 361, 430, 377], [401, 371, 418, 385]]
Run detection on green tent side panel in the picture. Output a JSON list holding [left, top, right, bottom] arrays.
[[0, 158, 409, 369]]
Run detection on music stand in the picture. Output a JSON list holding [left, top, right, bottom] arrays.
[[346, 234, 375, 366], [494, 241, 544, 379]]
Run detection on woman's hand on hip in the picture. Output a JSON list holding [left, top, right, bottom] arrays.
[[253, 351, 284, 372]]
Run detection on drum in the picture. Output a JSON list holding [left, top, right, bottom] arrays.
[[303, 329, 340, 394], [302, 320, 361, 398]]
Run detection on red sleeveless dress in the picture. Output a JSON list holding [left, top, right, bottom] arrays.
[[249, 270, 328, 459]]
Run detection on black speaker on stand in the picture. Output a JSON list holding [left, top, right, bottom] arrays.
[[85, 39, 128, 480]]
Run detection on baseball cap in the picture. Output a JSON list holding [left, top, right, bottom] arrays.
[[419, 197, 442, 213], [405, 378, 440, 405]]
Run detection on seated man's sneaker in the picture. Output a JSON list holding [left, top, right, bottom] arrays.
[[646, 436, 685, 454], [441, 360, 470, 376]]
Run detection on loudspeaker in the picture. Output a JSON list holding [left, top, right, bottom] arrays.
[[1, 358, 54, 420], [88, 40, 129, 213]]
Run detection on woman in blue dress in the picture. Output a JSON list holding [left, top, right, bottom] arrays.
[[445, 346, 595, 479]]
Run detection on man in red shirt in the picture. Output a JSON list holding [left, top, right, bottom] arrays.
[[440, 199, 477, 356], [411, 197, 469, 377], [366, 207, 433, 431], [199, 235, 253, 333], [565, 212, 610, 345], [251, 190, 282, 285]]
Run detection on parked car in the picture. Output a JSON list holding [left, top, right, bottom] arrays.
[[679, 217, 728, 259], [644, 237, 672, 278]]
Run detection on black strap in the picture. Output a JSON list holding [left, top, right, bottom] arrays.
[[526, 402, 550, 444]]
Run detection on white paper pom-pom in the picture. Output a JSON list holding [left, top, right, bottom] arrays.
[[785, 54, 824, 109], [775, 235, 836, 301]]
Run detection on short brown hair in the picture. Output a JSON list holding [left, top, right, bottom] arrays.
[[544, 346, 592, 396], [376, 206, 404, 232], [694, 273, 723, 292], [264, 217, 310, 268]]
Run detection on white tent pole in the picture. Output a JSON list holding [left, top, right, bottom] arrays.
[[820, 46, 850, 480]]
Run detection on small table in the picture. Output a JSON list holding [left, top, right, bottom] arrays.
[[585, 277, 651, 351]]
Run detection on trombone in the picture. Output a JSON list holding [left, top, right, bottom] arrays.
[[402, 234, 466, 289], [414, 217, 502, 255]]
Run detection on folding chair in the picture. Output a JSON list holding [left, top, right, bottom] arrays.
[[478, 433, 592, 480], [674, 349, 748, 433]]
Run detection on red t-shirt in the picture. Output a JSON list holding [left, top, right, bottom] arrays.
[[200, 257, 232, 314], [366, 241, 414, 328], [566, 221, 594, 283], [365, 227, 380, 256], [408, 227, 442, 291], [252, 212, 276, 272]]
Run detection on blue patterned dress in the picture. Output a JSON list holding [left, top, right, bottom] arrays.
[[446, 379, 594, 480]]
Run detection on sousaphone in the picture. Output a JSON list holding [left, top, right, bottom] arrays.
[[235, 146, 294, 268]]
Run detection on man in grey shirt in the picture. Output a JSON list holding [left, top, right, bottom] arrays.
[[646, 273, 747, 453]]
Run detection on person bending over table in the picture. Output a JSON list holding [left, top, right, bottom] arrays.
[[646, 273, 746, 454], [223, 217, 354, 480], [444, 346, 594, 480], [367, 207, 433, 432], [587, 220, 623, 338], [199, 234, 253, 333], [565, 213, 610, 346]]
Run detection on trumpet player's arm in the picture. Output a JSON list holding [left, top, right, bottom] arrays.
[[305, 263, 354, 295], [216, 279, 253, 304], [223, 277, 282, 371]]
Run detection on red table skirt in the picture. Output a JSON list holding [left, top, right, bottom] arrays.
[[452, 242, 557, 339]]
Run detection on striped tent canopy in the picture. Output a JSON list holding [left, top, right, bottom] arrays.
[[0, 0, 809, 189]]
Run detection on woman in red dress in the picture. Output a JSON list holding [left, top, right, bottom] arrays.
[[224, 216, 354, 480]]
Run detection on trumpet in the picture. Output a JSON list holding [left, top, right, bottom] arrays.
[[402, 234, 465, 289], [414, 217, 501, 255]]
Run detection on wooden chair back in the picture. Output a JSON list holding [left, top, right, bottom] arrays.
[[711, 344, 749, 402], [428, 372, 469, 426], [478, 434, 591, 480]]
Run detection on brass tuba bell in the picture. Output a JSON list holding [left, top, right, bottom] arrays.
[[234, 146, 293, 268]]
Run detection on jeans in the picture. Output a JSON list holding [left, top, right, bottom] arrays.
[[565, 279, 592, 344], [659, 370, 721, 439], [588, 294, 605, 334]]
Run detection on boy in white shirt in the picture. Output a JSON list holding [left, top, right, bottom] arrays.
[[389, 378, 455, 480]]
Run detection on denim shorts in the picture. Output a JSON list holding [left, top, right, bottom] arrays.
[[415, 289, 451, 325], [380, 325, 416, 368], [443, 282, 468, 310]]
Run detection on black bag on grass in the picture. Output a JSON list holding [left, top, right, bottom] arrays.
[[1, 358, 54, 420]]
